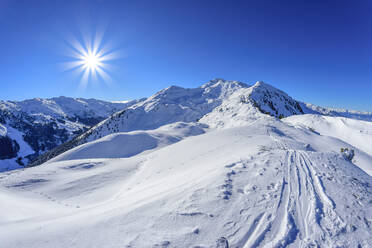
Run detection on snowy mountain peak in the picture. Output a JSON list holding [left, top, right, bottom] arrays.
[[200, 78, 248, 89], [248, 81, 305, 118]]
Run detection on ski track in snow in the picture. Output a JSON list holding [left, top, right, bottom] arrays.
[[233, 134, 349, 248]]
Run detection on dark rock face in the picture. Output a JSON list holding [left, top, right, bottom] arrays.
[[0, 112, 97, 165], [0, 136, 20, 159], [67, 116, 105, 127], [249, 82, 305, 118], [0, 109, 71, 162]]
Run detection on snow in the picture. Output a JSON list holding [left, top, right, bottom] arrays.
[[1, 79, 372, 247], [284, 114, 372, 156], [284, 114, 372, 175], [50, 122, 207, 162], [0, 117, 371, 247], [0, 123, 6, 137], [77, 79, 247, 143]]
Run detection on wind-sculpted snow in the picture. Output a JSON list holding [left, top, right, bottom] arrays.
[[1, 118, 371, 247]]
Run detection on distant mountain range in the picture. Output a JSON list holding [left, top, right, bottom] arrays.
[[0, 97, 142, 171]]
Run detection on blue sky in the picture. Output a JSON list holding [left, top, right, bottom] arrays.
[[0, 0, 371, 111]]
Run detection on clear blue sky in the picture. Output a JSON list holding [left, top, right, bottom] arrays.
[[0, 0, 371, 111]]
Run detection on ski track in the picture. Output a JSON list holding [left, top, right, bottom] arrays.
[[237, 133, 346, 248]]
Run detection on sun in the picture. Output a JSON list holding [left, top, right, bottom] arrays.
[[82, 52, 101, 71], [62, 29, 121, 90]]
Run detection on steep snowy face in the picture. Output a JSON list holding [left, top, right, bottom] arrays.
[[199, 81, 308, 128], [0, 97, 140, 171]]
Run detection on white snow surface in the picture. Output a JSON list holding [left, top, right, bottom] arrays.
[[284, 114, 372, 156], [51, 122, 208, 162], [284, 114, 372, 176], [1, 117, 372, 248]]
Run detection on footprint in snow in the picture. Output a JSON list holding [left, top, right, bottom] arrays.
[[216, 237, 229, 248]]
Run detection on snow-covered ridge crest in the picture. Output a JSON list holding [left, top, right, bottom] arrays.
[[76, 79, 248, 142]]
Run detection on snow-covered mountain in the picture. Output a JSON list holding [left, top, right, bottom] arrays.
[[0, 97, 141, 171], [30, 79, 372, 167], [1, 79, 372, 247]]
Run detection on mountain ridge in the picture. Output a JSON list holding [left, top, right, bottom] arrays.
[[29, 79, 372, 168]]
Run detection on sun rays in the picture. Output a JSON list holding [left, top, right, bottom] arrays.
[[62, 28, 121, 90]]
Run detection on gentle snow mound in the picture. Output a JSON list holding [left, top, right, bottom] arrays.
[[50, 122, 207, 162]]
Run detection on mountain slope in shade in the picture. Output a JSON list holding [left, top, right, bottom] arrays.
[[0, 117, 371, 247], [0, 97, 141, 171]]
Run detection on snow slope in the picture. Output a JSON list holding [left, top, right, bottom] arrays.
[[50, 122, 207, 162], [1, 117, 371, 247], [284, 114, 372, 157]]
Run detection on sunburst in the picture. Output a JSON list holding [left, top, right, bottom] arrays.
[[62, 29, 120, 90]]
